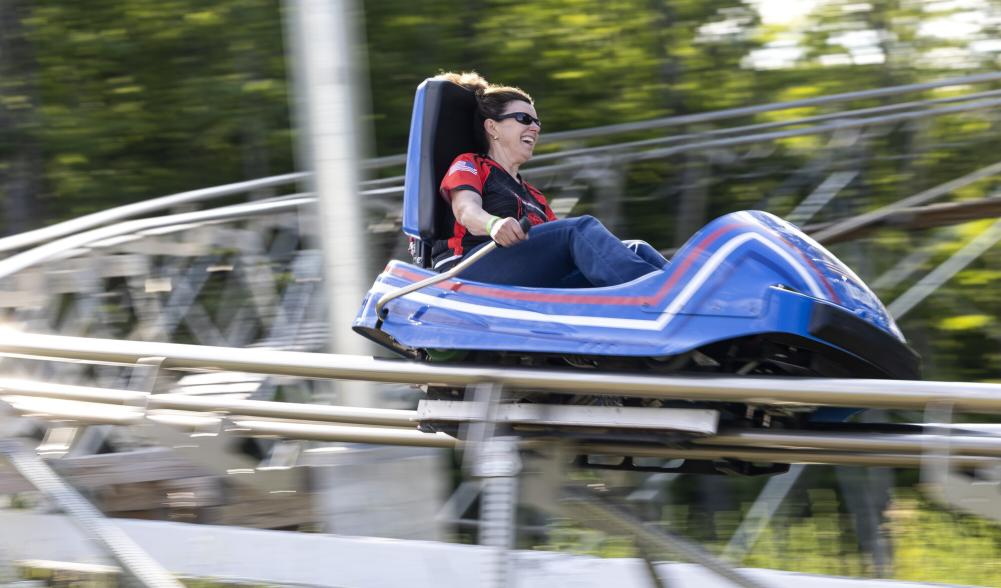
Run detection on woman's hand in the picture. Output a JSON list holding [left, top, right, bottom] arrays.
[[489, 216, 527, 247], [451, 190, 528, 246]]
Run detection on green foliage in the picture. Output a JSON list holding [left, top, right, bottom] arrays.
[[365, 0, 760, 154], [887, 492, 1001, 586], [17, 0, 293, 221], [938, 313, 992, 331], [539, 488, 1001, 586]]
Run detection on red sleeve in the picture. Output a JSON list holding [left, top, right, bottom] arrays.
[[439, 153, 483, 201]]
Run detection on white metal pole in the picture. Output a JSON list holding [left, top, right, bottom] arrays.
[[285, 0, 375, 406]]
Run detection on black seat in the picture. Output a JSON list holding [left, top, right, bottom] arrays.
[[402, 79, 480, 268]]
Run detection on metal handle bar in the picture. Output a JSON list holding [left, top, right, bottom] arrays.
[[375, 217, 531, 324]]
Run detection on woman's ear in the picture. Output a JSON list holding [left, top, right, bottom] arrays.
[[484, 119, 497, 140]]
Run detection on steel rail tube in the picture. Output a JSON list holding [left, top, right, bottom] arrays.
[[697, 429, 1001, 457], [539, 71, 1001, 142], [528, 87, 1001, 166], [146, 395, 417, 428], [8, 394, 1000, 466], [0, 375, 418, 427], [376, 240, 499, 319], [1, 397, 145, 426], [302, 86, 1001, 199], [9, 385, 1001, 465], [523, 96, 1001, 182], [0, 196, 315, 281], [356, 73, 1001, 163], [2, 397, 439, 448], [0, 377, 149, 405], [576, 443, 1000, 468], [0, 173, 308, 255], [8, 332, 1001, 413], [1, 396, 438, 446], [230, 419, 457, 448]]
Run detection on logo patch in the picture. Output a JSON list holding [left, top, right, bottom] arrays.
[[448, 160, 478, 176]]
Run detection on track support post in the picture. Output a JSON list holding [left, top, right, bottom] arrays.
[[0, 440, 183, 588], [922, 401, 1001, 522], [462, 381, 521, 588]]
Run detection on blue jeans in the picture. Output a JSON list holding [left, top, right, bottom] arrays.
[[458, 216, 666, 288]]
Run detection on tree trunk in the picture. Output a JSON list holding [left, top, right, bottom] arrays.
[[0, 0, 45, 237]]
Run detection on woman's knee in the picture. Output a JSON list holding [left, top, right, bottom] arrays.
[[623, 239, 669, 268], [568, 214, 606, 234]]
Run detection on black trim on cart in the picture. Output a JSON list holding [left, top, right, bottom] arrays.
[[808, 302, 921, 380]]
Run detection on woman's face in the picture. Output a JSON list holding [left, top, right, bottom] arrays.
[[487, 100, 541, 164]]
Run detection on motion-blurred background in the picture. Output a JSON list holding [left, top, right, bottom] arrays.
[[3, 0, 1001, 586]]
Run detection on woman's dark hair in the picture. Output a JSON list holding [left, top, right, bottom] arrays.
[[433, 71, 533, 152]]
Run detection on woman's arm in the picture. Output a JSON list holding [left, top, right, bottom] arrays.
[[450, 189, 526, 246]]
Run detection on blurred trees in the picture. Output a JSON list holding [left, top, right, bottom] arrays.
[[3, 0, 292, 229], [365, 0, 761, 152], [0, 0, 45, 234]]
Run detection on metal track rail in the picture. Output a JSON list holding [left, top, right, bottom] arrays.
[[0, 377, 415, 426], [4, 332, 1001, 413], [2, 336, 1001, 468], [575, 443, 998, 469], [0, 196, 314, 280], [5, 333, 1001, 469], [1, 393, 989, 466], [697, 428, 1001, 457], [0, 173, 308, 255], [5, 388, 1001, 467]]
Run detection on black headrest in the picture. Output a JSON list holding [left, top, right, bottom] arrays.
[[415, 80, 480, 240]]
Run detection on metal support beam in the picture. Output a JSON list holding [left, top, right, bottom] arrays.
[[0, 440, 183, 588], [461, 382, 520, 588], [721, 465, 805, 563], [812, 160, 1001, 244], [888, 217, 1001, 318], [286, 0, 373, 407], [421, 400, 718, 434], [921, 403, 1001, 523], [561, 484, 774, 588]]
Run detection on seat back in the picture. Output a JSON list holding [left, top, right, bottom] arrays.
[[401, 79, 479, 267]]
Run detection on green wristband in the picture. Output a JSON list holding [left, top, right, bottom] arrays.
[[486, 215, 501, 235]]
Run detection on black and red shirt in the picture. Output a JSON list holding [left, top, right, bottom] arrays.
[[434, 153, 557, 269]]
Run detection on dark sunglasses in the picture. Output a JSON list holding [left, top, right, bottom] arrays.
[[493, 112, 542, 128]]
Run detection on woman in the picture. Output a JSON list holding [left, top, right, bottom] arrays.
[[434, 71, 667, 288]]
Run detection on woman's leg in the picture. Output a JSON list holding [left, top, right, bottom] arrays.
[[456, 229, 579, 287], [557, 216, 662, 286], [457, 216, 661, 287], [622, 239, 670, 268]]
